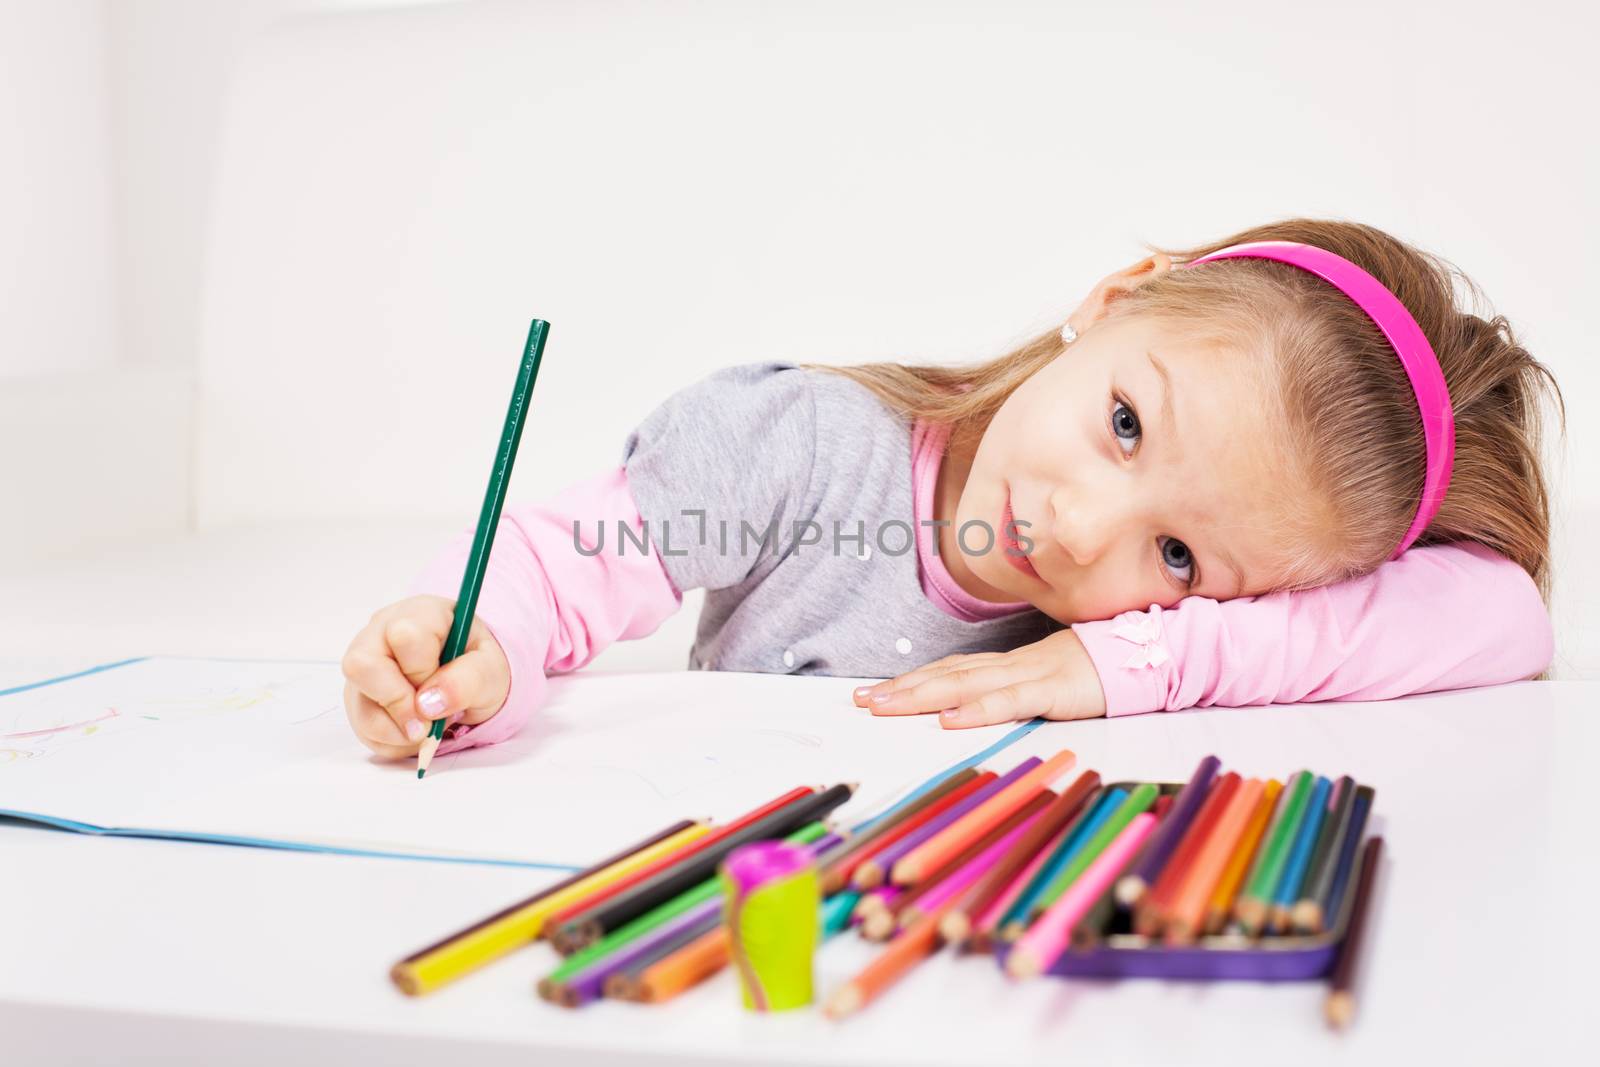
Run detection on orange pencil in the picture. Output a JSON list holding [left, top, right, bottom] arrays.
[[613, 926, 729, 1003], [890, 749, 1078, 886], [1135, 772, 1241, 937], [1204, 778, 1283, 934], [851, 772, 998, 889], [1163, 778, 1263, 944], [824, 908, 951, 1019]]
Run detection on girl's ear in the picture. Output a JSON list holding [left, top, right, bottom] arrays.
[[1065, 253, 1174, 336]]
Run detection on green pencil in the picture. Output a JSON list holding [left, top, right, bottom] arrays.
[[1030, 782, 1159, 918], [1235, 769, 1312, 933], [416, 318, 550, 778]]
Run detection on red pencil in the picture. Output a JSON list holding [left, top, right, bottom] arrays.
[[1135, 773, 1241, 937]]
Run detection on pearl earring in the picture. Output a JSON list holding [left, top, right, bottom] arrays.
[[1060, 322, 1079, 345]]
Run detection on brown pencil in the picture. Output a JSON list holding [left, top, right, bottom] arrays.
[[817, 768, 979, 894], [1325, 835, 1383, 1029], [851, 772, 997, 889], [939, 771, 1101, 946]]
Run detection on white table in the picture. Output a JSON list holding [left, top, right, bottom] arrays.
[[5, 676, 1593, 1066]]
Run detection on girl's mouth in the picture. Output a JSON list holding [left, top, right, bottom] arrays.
[[1002, 494, 1039, 579]]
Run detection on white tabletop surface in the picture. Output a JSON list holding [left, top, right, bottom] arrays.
[[5, 668, 1594, 1066]]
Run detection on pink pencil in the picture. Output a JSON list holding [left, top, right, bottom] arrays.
[[958, 822, 1070, 950], [898, 808, 1049, 929], [1005, 812, 1158, 979]]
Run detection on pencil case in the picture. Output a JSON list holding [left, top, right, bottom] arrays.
[[996, 780, 1377, 983]]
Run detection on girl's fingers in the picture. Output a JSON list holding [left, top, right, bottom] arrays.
[[343, 682, 421, 759], [937, 680, 1059, 729], [385, 612, 447, 687], [867, 662, 1040, 717], [415, 647, 509, 726], [341, 629, 428, 740], [854, 652, 1007, 707]]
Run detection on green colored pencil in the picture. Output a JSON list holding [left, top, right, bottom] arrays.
[[537, 821, 826, 995], [1031, 782, 1159, 917], [1235, 770, 1312, 933], [416, 318, 550, 778]]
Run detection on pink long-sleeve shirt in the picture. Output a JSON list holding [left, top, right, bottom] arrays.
[[414, 365, 1552, 755]]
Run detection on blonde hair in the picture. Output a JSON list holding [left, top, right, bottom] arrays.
[[808, 218, 1562, 597]]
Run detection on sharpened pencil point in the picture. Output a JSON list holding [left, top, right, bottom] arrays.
[[416, 768, 425, 779]]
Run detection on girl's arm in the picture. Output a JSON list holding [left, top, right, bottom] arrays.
[[864, 541, 1552, 724], [408, 465, 681, 754], [1072, 540, 1553, 714]]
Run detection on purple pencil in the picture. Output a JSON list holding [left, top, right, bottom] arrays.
[[852, 757, 1043, 889], [542, 897, 723, 1007], [1113, 754, 1221, 908]]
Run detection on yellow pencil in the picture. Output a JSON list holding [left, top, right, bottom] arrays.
[[390, 820, 710, 995]]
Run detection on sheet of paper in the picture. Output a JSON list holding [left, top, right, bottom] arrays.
[[0, 657, 1034, 867]]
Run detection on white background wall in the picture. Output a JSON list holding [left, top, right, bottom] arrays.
[[1, 0, 1596, 673]]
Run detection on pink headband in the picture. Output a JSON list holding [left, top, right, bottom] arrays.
[[1185, 240, 1455, 558]]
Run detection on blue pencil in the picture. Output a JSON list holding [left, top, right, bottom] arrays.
[[821, 891, 861, 938], [998, 787, 1125, 939], [1269, 775, 1331, 931], [1321, 786, 1375, 927]]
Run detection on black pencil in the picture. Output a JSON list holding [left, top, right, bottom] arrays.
[[1325, 835, 1383, 1029], [552, 782, 855, 951]]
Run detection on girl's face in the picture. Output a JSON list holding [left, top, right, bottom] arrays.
[[952, 312, 1315, 624]]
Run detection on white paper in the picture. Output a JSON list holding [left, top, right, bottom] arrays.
[[0, 657, 1027, 867]]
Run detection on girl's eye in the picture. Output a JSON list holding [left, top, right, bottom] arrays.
[[1159, 536, 1195, 586], [1111, 401, 1141, 456]]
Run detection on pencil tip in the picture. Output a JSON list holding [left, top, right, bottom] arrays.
[[417, 768, 426, 779]]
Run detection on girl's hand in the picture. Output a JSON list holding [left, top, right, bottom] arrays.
[[340, 595, 512, 759], [853, 629, 1108, 729]]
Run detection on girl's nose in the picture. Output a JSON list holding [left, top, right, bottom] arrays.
[[1048, 484, 1128, 567]]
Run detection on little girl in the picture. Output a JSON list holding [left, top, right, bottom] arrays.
[[341, 219, 1559, 759]]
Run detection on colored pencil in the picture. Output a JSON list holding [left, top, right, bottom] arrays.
[[817, 769, 978, 893], [939, 771, 1101, 945], [855, 761, 1037, 889], [1007, 812, 1159, 979], [965, 820, 1071, 954], [1135, 772, 1241, 937], [1268, 775, 1331, 932], [890, 749, 1077, 885], [601, 908, 725, 1000], [824, 909, 948, 1019], [1292, 776, 1358, 933], [880, 793, 1053, 937], [539, 821, 827, 1002], [821, 890, 861, 938], [1163, 777, 1264, 944], [1235, 770, 1312, 934], [1320, 786, 1375, 927], [847, 772, 997, 890], [542, 785, 814, 941], [1029, 782, 1159, 921], [1115, 755, 1220, 908], [553, 783, 854, 951], [1204, 778, 1283, 935], [997, 787, 1124, 938], [417, 318, 549, 778], [389, 817, 701, 995], [1151, 793, 1175, 820], [546, 898, 723, 1007], [1325, 835, 1383, 1029], [616, 926, 729, 1003]]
